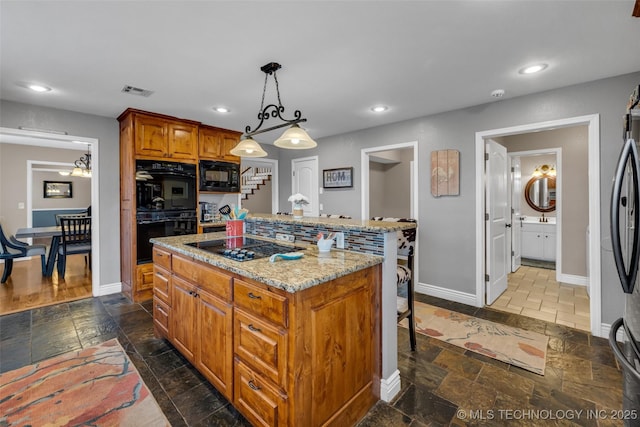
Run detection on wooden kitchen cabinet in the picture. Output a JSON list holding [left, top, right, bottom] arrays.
[[199, 125, 241, 163], [132, 111, 198, 160], [118, 108, 243, 303], [152, 245, 380, 427], [168, 253, 234, 400]]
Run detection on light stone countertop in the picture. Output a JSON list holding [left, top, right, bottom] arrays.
[[246, 213, 417, 232], [150, 232, 383, 294]]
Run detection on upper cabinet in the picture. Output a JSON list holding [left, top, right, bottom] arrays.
[[124, 110, 199, 160], [199, 125, 241, 163]]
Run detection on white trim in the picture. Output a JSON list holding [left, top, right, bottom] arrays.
[[601, 322, 625, 343], [416, 282, 478, 307], [475, 114, 601, 337], [509, 148, 563, 283], [557, 273, 589, 287], [95, 281, 122, 296], [2, 127, 102, 299], [379, 369, 402, 402]]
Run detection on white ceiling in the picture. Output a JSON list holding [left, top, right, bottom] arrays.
[[1, 1, 639, 144]]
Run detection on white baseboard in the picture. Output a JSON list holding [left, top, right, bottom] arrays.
[[601, 321, 625, 341], [416, 282, 477, 306], [379, 369, 401, 402], [96, 281, 122, 296], [557, 273, 588, 287]]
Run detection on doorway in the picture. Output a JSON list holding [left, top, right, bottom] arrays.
[[291, 156, 319, 216], [475, 114, 601, 336], [0, 127, 100, 313], [240, 157, 279, 214]]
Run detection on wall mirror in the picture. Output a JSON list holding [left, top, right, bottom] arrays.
[[524, 175, 556, 212]]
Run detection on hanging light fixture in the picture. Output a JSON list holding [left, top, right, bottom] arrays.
[[70, 145, 92, 177], [233, 62, 317, 157]]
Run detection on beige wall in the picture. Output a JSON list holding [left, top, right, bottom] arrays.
[[0, 143, 90, 236], [500, 125, 589, 277]]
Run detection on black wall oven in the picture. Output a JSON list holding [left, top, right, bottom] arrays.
[[199, 160, 240, 192], [135, 160, 197, 263]]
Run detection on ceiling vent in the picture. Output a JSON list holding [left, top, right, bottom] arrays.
[[121, 85, 154, 97]]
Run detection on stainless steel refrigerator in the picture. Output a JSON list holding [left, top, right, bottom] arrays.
[[609, 84, 640, 423]]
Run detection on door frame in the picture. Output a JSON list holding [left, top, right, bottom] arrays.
[[291, 156, 319, 216], [475, 114, 601, 336], [241, 157, 279, 214], [509, 148, 563, 282], [0, 126, 100, 298]]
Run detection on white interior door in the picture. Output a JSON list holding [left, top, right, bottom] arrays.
[[291, 156, 319, 216], [511, 156, 522, 272], [486, 139, 509, 304]]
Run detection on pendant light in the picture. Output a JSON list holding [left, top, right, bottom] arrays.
[[230, 136, 268, 157], [59, 144, 92, 177], [234, 62, 316, 157]]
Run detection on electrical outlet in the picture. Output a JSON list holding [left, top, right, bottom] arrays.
[[335, 232, 345, 249], [276, 233, 295, 243]]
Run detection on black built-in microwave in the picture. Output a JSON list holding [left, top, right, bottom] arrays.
[[199, 160, 240, 192]]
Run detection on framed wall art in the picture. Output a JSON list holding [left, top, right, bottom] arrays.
[[323, 167, 353, 188], [44, 181, 73, 199], [431, 150, 459, 197]]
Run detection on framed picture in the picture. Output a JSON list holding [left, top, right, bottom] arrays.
[[323, 167, 353, 188], [44, 181, 73, 199]]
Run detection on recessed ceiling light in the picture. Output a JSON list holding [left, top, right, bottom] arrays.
[[18, 83, 52, 92], [213, 107, 230, 113], [371, 105, 388, 113], [491, 89, 505, 98], [519, 64, 548, 74]]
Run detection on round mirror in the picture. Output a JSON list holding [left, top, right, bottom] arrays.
[[524, 175, 556, 212]]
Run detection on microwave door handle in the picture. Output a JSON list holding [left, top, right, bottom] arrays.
[[611, 138, 640, 294], [609, 318, 640, 382]]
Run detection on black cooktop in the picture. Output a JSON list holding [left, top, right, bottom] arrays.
[[187, 237, 303, 262]]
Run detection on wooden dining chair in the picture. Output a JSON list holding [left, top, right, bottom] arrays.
[[57, 217, 92, 279], [0, 223, 47, 283], [371, 217, 418, 351]]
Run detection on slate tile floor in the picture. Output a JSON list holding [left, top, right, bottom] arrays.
[[0, 293, 624, 426]]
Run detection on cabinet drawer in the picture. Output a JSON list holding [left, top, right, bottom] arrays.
[[234, 308, 287, 389], [153, 247, 172, 270], [153, 266, 171, 304], [153, 296, 170, 338], [234, 359, 288, 427], [172, 255, 232, 301], [234, 279, 288, 328]]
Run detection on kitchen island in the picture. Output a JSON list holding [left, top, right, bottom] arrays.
[[151, 232, 383, 427]]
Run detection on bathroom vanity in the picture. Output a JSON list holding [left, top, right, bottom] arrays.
[[521, 221, 556, 261]]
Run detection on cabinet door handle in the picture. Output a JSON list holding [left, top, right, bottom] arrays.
[[248, 292, 262, 300], [248, 324, 262, 333], [248, 380, 261, 391]]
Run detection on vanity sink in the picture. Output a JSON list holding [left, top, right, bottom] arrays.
[[521, 216, 556, 224]]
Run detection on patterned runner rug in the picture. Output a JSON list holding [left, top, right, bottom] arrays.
[[402, 302, 549, 375], [0, 339, 169, 426]]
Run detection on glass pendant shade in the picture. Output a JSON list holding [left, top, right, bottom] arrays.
[[230, 137, 268, 158], [273, 124, 317, 149], [71, 167, 84, 177]]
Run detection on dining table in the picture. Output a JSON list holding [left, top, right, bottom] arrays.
[[15, 226, 62, 276]]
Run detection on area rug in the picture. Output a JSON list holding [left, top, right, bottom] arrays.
[[0, 339, 169, 426], [402, 302, 549, 375]]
